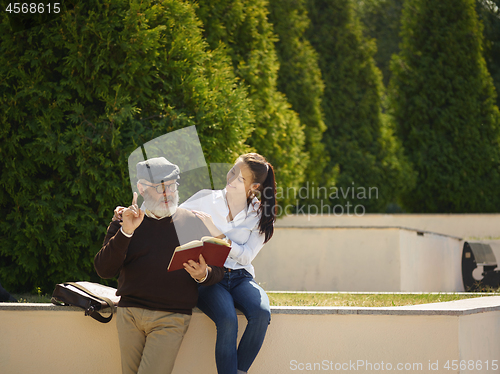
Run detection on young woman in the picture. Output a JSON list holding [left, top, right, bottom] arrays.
[[180, 152, 277, 374]]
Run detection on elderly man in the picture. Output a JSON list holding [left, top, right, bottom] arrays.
[[94, 157, 224, 374]]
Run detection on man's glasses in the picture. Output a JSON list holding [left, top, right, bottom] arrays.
[[140, 182, 179, 194]]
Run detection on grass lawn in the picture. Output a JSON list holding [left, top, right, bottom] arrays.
[[266, 292, 500, 307], [8, 291, 500, 307]]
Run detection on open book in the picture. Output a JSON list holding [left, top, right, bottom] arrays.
[[167, 236, 231, 272]]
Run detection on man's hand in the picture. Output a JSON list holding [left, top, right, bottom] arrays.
[[183, 254, 209, 282], [121, 192, 144, 235], [113, 206, 126, 221]]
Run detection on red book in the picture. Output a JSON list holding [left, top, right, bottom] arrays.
[[167, 236, 231, 272]]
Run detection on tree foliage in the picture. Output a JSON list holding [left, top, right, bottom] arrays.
[[0, 0, 253, 292], [356, 0, 404, 88], [193, 0, 307, 205], [389, 0, 500, 212], [267, 0, 334, 207], [306, 0, 414, 213], [477, 0, 500, 109]]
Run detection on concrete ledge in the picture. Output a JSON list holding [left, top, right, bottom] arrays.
[[2, 297, 500, 373], [272, 297, 500, 315], [275, 214, 500, 238], [0, 303, 86, 312], [272, 225, 463, 240], [3, 296, 500, 315]]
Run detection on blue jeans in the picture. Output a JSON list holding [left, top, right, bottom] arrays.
[[197, 269, 271, 374]]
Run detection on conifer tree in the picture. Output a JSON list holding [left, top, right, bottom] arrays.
[[306, 0, 414, 213], [0, 0, 253, 292], [194, 0, 307, 206], [389, 0, 500, 212], [267, 0, 335, 208], [356, 0, 404, 88], [477, 0, 500, 109]]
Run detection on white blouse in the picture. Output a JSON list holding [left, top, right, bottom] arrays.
[[179, 189, 265, 278]]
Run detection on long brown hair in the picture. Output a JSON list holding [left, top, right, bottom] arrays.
[[239, 153, 276, 243]]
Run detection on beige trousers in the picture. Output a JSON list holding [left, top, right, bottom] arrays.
[[116, 307, 191, 374]]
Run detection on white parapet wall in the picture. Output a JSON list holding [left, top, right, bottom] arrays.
[[253, 227, 464, 292], [276, 214, 500, 267], [275, 214, 500, 238], [2, 298, 500, 374]]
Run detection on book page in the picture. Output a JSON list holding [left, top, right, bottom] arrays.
[[175, 240, 203, 251], [201, 236, 230, 247]]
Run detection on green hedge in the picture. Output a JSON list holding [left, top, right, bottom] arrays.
[[306, 0, 415, 213], [356, 0, 404, 88], [268, 0, 334, 207], [389, 0, 500, 212], [477, 0, 500, 109], [194, 0, 307, 206], [0, 0, 253, 292]]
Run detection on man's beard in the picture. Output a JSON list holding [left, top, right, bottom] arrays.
[[143, 190, 179, 218]]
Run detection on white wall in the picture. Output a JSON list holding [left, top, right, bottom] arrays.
[[253, 227, 463, 292], [399, 229, 464, 292], [254, 228, 401, 292], [459, 312, 500, 374], [275, 214, 500, 264], [2, 298, 500, 374], [276, 214, 500, 239]]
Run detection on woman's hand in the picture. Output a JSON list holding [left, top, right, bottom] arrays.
[[191, 210, 224, 238], [183, 254, 209, 282]]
